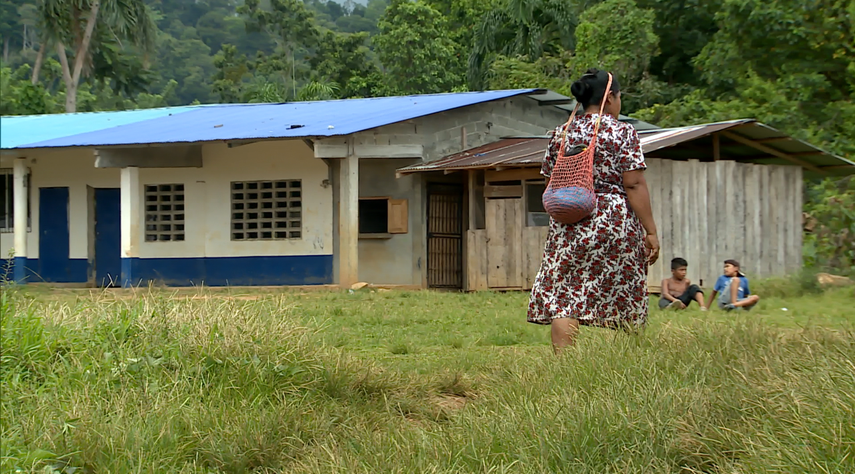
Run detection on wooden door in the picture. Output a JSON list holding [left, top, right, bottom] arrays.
[[427, 184, 464, 288], [486, 198, 523, 288]]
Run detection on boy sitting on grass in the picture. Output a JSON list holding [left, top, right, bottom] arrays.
[[707, 259, 760, 311], [659, 257, 707, 310]]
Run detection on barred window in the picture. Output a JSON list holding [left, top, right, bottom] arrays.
[[0, 169, 31, 232], [0, 169, 13, 232], [231, 180, 302, 240], [144, 184, 185, 242]]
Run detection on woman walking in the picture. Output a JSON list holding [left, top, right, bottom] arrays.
[[527, 68, 660, 352]]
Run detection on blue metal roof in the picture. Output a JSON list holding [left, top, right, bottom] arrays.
[[1, 89, 541, 150], [0, 105, 204, 149]]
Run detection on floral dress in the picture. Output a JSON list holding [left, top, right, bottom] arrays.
[[527, 113, 649, 329]]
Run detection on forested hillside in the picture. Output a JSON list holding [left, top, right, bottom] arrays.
[[0, 0, 853, 160]]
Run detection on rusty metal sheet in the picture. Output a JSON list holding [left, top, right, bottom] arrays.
[[399, 119, 853, 176]]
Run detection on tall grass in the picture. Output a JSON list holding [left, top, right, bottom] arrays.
[[1, 286, 854, 473]]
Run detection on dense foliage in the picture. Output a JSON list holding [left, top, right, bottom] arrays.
[[1, 0, 852, 151], [804, 176, 855, 276], [0, 0, 853, 272]]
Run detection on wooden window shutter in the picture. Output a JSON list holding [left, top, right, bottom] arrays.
[[388, 199, 408, 234]]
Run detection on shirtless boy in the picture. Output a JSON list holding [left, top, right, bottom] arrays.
[[659, 257, 707, 310]]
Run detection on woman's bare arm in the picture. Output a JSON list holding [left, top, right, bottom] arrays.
[[623, 169, 657, 236]]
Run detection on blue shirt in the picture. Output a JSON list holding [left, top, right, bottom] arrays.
[[714, 275, 750, 299]]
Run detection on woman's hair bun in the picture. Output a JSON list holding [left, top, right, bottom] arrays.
[[570, 80, 592, 103]]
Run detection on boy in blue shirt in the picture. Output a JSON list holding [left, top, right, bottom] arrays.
[[707, 259, 760, 311]]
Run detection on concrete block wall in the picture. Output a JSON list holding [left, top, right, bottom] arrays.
[[350, 96, 568, 163], [357, 159, 424, 286]]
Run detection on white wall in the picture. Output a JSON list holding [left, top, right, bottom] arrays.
[[0, 150, 120, 260], [0, 139, 332, 262], [138, 140, 332, 259]]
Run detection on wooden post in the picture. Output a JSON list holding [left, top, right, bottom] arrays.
[[12, 158, 28, 283], [468, 170, 477, 231], [120, 166, 141, 288], [339, 140, 359, 288], [712, 134, 721, 161]]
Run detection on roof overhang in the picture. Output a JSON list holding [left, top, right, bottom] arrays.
[[0, 89, 660, 151], [397, 119, 854, 178], [0, 89, 588, 151]]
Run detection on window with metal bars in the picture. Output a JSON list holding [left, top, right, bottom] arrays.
[[144, 183, 186, 242], [230, 180, 302, 240], [0, 168, 31, 232]]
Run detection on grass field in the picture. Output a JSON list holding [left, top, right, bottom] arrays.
[[2, 280, 854, 473]]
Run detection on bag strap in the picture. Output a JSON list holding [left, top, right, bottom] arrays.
[[590, 72, 613, 141], [558, 72, 614, 158]]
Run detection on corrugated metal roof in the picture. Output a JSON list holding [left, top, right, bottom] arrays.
[[0, 105, 204, 149], [397, 120, 854, 176], [400, 138, 548, 174], [1, 89, 542, 150], [637, 119, 753, 153], [397, 138, 548, 175]]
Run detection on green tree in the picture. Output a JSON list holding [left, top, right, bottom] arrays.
[[310, 31, 382, 98], [0, 62, 56, 114], [373, 0, 462, 95], [35, 0, 157, 112], [468, 0, 579, 89], [239, 0, 320, 98], [694, 0, 853, 94], [635, 0, 855, 158], [211, 43, 249, 103], [486, 51, 574, 93], [636, 0, 721, 87], [573, 0, 662, 110], [0, 0, 27, 62], [151, 32, 217, 105], [803, 176, 855, 276]]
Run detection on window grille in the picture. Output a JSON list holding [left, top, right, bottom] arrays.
[[231, 180, 302, 240], [144, 183, 185, 242]]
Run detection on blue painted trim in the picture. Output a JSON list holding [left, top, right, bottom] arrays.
[[94, 188, 122, 287], [5, 255, 333, 286], [39, 187, 77, 283], [120, 255, 333, 287], [13, 256, 27, 283], [121, 258, 135, 288], [2, 258, 88, 283]]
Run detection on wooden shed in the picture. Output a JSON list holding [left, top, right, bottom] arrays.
[[397, 119, 855, 292]]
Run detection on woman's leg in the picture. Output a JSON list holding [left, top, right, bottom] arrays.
[[551, 317, 580, 354]]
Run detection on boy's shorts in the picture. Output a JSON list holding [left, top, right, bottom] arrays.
[[717, 298, 755, 311], [717, 278, 755, 310], [658, 284, 703, 309]]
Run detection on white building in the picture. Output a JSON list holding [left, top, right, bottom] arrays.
[[0, 89, 588, 287], [4, 90, 848, 290]]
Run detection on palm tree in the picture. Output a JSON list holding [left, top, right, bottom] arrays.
[[468, 0, 584, 90], [296, 81, 340, 101], [36, 0, 156, 112]]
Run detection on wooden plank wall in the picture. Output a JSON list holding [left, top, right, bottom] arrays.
[[466, 229, 489, 291], [486, 198, 524, 288], [645, 159, 803, 290], [465, 217, 547, 291], [465, 160, 803, 293], [523, 227, 549, 289]]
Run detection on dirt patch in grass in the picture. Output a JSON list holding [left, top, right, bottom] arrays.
[[433, 394, 468, 411]]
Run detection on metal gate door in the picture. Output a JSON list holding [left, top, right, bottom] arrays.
[[427, 184, 464, 288]]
